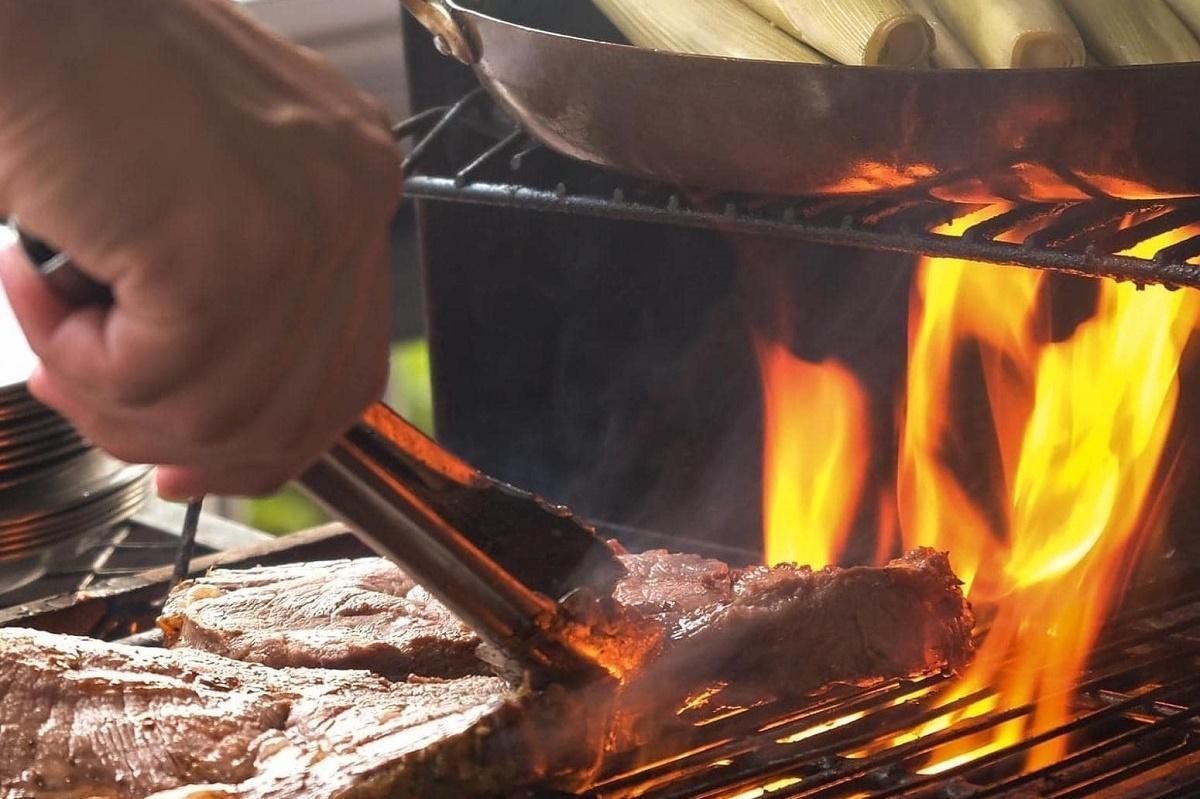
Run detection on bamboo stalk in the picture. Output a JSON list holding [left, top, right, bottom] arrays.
[[932, 0, 1086, 68], [1169, 0, 1200, 39], [906, 0, 981, 68], [592, 0, 828, 63], [739, 0, 934, 66], [1063, 0, 1200, 64]]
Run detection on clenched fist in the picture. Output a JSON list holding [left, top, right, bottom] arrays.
[[0, 0, 402, 498]]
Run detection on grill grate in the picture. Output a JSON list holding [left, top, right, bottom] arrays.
[[9, 526, 1200, 798], [0, 523, 202, 607], [578, 568, 1200, 799], [398, 90, 1200, 291], [0, 501, 272, 638]]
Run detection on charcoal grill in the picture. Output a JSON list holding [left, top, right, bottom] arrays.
[[391, 4, 1200, 796], [6, 3, 1200, 796]]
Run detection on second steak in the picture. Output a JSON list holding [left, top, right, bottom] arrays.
[[160, 547, 973, 698]]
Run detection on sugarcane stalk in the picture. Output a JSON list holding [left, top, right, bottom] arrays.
[[906, 0, 981, 68], [592, 0, 828, 63], [932, 0, 1086, 68], [1063, 0, 1200, 64], [740, 0, 934, 66]]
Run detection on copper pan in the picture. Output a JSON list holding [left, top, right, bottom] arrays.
[[402, 0, 1200, 201]]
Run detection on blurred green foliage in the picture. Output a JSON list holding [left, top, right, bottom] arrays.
[[244, 339, 434, 535]]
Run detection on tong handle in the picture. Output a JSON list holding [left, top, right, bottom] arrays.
[[12, 224, 114, 307]]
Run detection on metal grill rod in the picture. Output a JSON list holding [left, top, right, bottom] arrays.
[[595, 594, 1200, 799], [394, 93, 1200, 291], [403, 176, 1200, 289]]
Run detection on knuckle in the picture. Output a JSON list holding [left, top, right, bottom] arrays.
[[342, 123, 401, 195], [355, 91, 393, 133]]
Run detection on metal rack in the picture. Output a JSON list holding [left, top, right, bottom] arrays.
[[0, 500, 270, 625], [399, 90, 1200, 291], [585, 568, 1200, 799], [8, 523, 1200, 798]]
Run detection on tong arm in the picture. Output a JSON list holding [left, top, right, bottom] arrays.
[[299, 403, 620, 684]]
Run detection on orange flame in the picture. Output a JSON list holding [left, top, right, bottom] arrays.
[[755, 207, 1200, 774], [756, 339, 870, 568], [897, 218, 1200, 771]]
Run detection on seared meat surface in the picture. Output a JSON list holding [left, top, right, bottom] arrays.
[[0, 628, 292, 797], [0, 628, 598, 799], [6, 547, 971, 798], [623, 547, 974, 704], [163, 547, 971, 700], [159, 558, 485, 679], [612, 549, 733, 618]]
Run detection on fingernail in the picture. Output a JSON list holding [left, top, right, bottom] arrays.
[[155, 470, 195, 504]]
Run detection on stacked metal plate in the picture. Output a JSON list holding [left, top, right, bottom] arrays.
[[1, 288, 152, 593], [0, 383, 89, 490]]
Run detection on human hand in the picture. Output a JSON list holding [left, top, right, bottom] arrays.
[[0, 0, 401, 498]]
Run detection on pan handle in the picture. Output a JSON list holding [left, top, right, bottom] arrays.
[[399, 0, 476, 65]]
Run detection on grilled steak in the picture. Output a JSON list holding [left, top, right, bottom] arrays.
[[0, 628, 292, 798], [612, 548, 734, 618], [0, 628, 602, 799], [158, 558, 485, 679], [2, 548, 969, 797], [620, 547, 974, 705], [163, 547, 972, 701]]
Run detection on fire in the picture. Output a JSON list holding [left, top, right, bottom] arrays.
[[755, 338, 869, 568], [725, 777, 802, 799], [897, 218, 1200, 771], [756, 208, 1200, 773]]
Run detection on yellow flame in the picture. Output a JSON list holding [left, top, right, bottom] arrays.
[[752, 206, 1198, 774], [756, 339, 869, 568], [724, 777, 803, 799], [898, 221, 1200, 771], [776, 711, 867, 745]]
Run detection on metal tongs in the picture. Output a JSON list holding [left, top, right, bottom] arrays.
[[12, 224, 628, 687], [298, 403, 627, 685]]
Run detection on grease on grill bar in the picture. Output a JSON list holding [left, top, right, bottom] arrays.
[[583, 571, 1200, 799], [9, 517, 1200, 798], [398, 90, 1200, 290], [101, 550, 1200, 799]]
